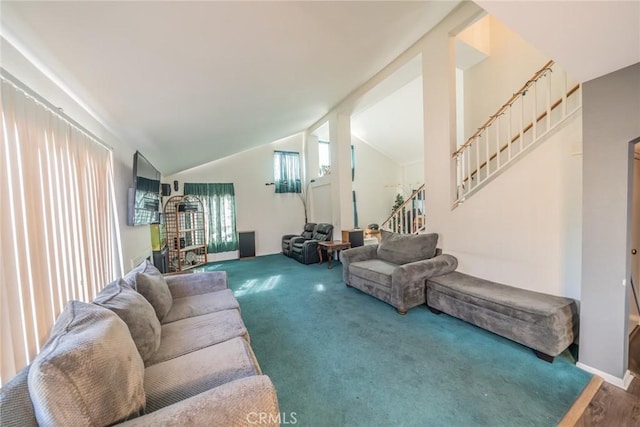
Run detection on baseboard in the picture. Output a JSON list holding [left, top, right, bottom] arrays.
[[576, 363, 633, 390]]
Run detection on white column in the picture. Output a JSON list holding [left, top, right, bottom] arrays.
[[329, 113, 354, 240]]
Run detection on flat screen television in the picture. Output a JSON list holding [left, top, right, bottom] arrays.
[[127, 151, 161, 226]]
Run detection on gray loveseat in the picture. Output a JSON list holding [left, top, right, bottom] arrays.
[[341, 231, 458, 314], [0, 260, 279, 426]]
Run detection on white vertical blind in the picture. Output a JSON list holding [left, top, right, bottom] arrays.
[[0, 76, 118, 385]]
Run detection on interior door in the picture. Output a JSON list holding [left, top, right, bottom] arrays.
[[629, 154, 640, 334]]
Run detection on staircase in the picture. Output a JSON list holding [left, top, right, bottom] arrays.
[[381, 184, 426, 234], [381, 61, 580, 234], [453, 60, 581, 205]]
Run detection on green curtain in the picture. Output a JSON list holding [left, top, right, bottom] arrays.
[[274, 150, 301, 193], [136, 176, 160, 192], [184, 183, 238, 253], [351, 145, 355, 181]]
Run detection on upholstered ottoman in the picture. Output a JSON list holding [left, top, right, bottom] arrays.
[[426, 271, 579, 362]]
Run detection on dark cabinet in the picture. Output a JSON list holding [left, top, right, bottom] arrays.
[[152, 246, 169, 274], [239, 231, 256, 258], [342, 229, 364, 247]]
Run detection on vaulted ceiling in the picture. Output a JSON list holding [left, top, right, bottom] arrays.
[[1, 1, 638, 175], [1, 1, 459, 174]]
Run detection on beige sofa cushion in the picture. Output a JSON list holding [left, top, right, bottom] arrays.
[[146, 309, 248, 366], [136, 272, 173, 321], [144, 337, 261, 412], [163, 289, 240, 324], [93, 279, 161, 362], [122, 259, 162, 289], [28, 301, 145, 426]]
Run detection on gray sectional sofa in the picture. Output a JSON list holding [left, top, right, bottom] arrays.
[[0, 260, 279, 426], [341, 231, 458, 314]]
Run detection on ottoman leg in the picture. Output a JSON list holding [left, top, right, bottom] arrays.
[[534, 350, 554, 363], [428, 306, 443, 315]]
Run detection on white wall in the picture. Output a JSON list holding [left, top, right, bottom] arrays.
[[420, 5, 583, 299], [309, 179, 333, 224], [440, 118, 583, 298], [165, 133, 304, 257], [462, 16, 549, 141], [402, 161, 424, 193], [1, 37, 152, 274], [351, 136, 403, 228]]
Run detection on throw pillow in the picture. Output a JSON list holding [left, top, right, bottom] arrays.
[[136, 272, 173, 321], [93, 279, 162, 362], [122, 259, 162, 290], [377, 230, 439, 265], [28, 301, 145, 426]]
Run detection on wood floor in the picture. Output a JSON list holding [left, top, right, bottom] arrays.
[[571, 375, 640, 426], [561, 328, 640, 426]]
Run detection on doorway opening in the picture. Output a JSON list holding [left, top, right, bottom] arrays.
[[628, 136, 640, 377]]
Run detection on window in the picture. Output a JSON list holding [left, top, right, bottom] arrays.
[[1, 75, 118, 385], [318, 141, 331, 176], [274, 150, 301, 193], [183, 183, 238, 253]]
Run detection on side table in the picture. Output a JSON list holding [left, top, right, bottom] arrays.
[[317, 240, 351, 269]]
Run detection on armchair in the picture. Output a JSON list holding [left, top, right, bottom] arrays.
[[282, 223, 316, 257], [290, 223, 334, 265], [341, 230, 458, 314]]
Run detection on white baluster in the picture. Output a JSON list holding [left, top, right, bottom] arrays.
[[496, 114, 501, 170], [532, 79, 538, 140], [457, 153, 463, 202], [562, 69, 567, 117], [485, 125, 490, 179], [519, 96, 524, 153], [507, 106, 512, 161], [547, 70, 552, 130], [466, 146, 471, 191]]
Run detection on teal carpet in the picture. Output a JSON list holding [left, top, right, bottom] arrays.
[[199, 255, 591, 427]]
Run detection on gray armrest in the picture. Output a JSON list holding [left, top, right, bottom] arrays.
[[389, 254, 457, 308], [340, 245, 378, 284], [165, 271, 228, 298], [118, 376, 279, 427], [341, 244, 378, 263], [392, 254, 458, 287]]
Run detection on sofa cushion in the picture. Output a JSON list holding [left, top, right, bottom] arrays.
[[146, 309, 248, 366], [349, 259, 397, 288], [28, 301, 145, 426], [136, 272, 173, 321], [93, 279, 161, 362], [163, 289, 240, 324], [377, 230, 438, 265], [144, 337, 261, 412], [122, 259, 162, 290], [118, 376, 279, 427]]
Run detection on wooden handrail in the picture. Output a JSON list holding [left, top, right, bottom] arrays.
[[381, 184, 426, 229], [459, 83, 580, 185], [453, 60, 555, 158]]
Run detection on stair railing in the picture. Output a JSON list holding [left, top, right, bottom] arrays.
[[453, 60, 581, 205], [381, 184, 426, 234]]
